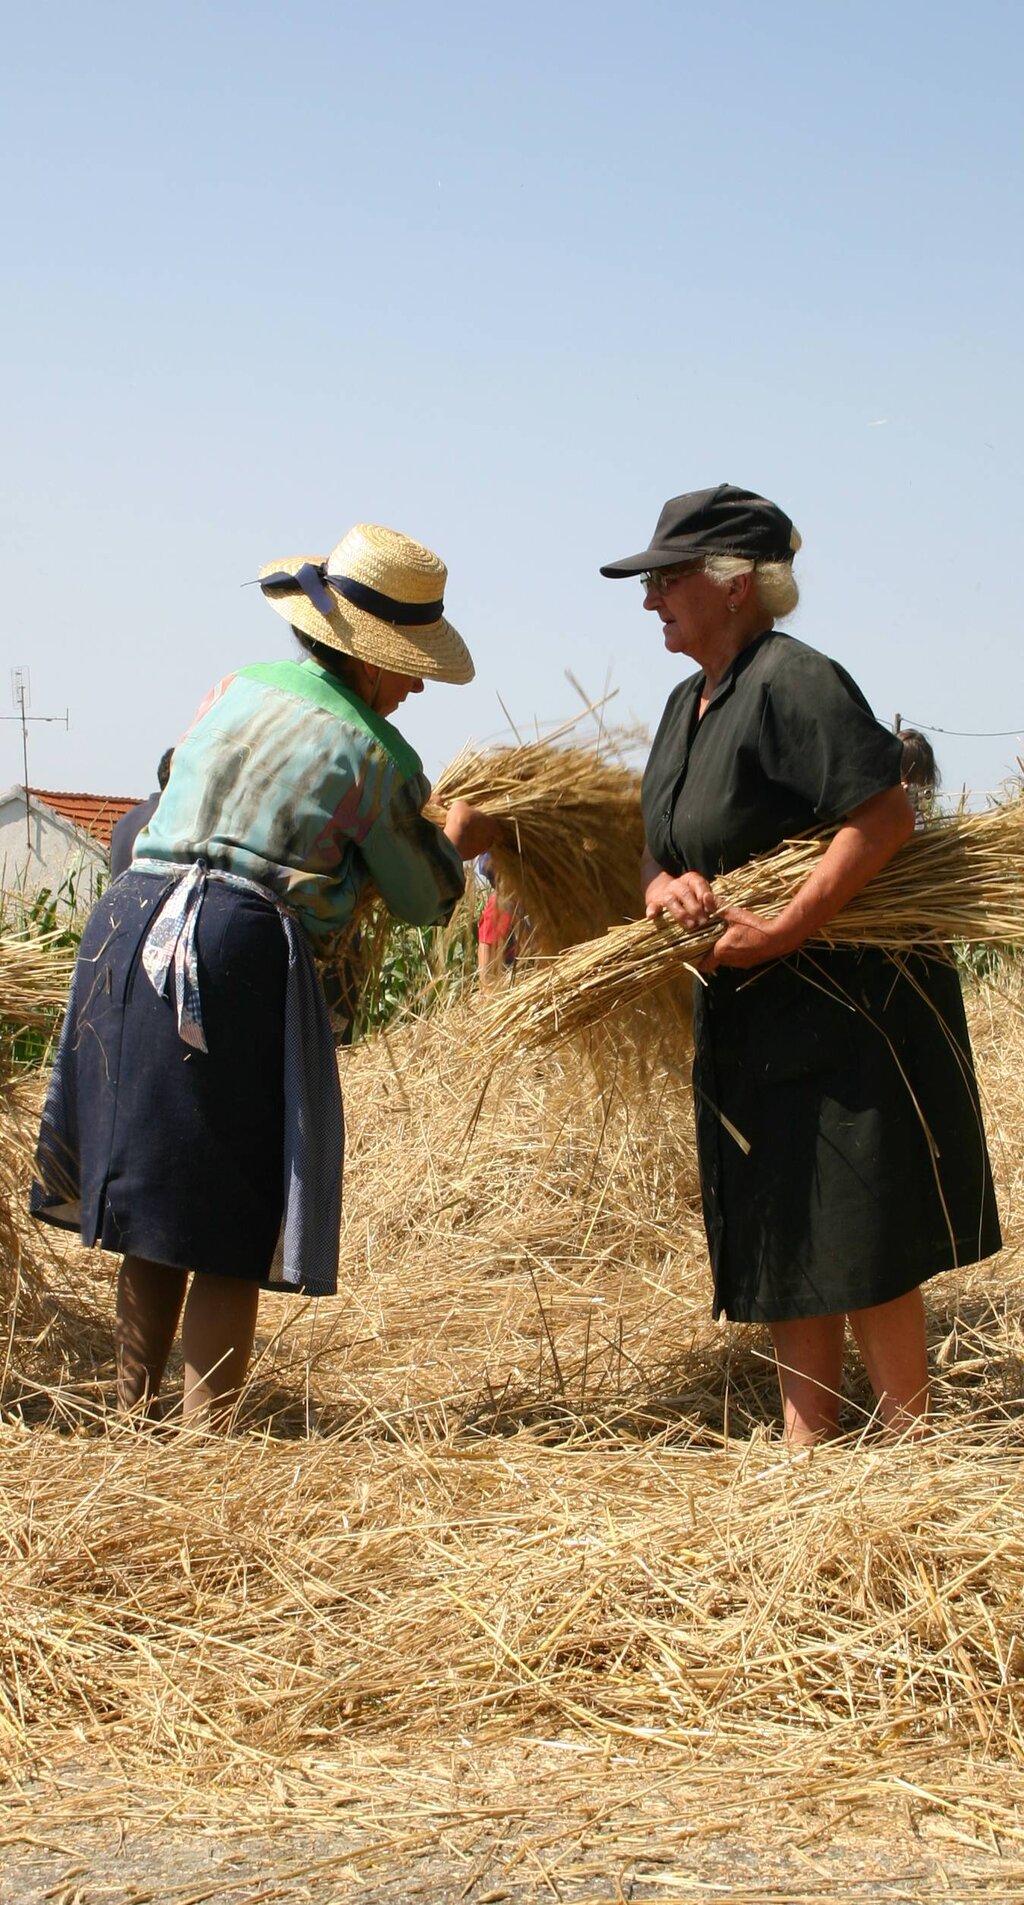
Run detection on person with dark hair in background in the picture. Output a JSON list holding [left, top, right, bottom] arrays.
[[109, 748, 175, 877], [33, 525, 500, 1428], [899, 727, 940, 825]]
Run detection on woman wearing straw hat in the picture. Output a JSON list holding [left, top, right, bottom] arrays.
[[31, 524, 500, 1428], [601, 485, 1001, 1445]]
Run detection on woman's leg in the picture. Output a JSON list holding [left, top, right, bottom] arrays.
[[768, 1313, 846, 1445], [181, 1273, 260, 1430], [116, 1256, 189, 1414], [848, 1286, 929, 1435]]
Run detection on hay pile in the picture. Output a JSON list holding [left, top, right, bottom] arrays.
[[248, 1016, 704, 1437], [3, 910, 1024, 1884], [4, 1416, 1024, 1799]]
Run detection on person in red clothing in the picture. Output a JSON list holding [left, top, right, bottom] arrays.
[[476, 853, 521, 985]]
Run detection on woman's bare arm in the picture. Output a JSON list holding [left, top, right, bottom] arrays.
[[704, 783, 916, 972]]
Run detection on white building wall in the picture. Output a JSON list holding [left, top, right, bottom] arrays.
[[0, 788, 107, 919]]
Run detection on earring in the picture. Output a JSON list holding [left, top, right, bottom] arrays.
[[727, 602, 738, 614]]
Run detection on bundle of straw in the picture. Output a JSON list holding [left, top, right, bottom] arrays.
[[475, 793, 1024, 1058], [432, 722, 695, 1071], [432, 719, 647, 954], [324, 717, 695, 1060], [322, 716, 646, 1011]]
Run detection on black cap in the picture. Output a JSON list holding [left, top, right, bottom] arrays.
[[600, 483, 795, 577]]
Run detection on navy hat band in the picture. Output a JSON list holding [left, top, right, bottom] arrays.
[[260, 563, 444, 626]]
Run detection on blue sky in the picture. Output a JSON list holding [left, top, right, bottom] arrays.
[[3, 0, 1022, 803]]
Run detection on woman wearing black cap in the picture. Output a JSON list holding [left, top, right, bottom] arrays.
[[601, 485, 1000, 1445]]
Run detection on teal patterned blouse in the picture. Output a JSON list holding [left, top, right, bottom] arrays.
[[133, 658, 465, 940]]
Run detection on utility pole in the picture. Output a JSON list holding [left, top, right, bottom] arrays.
[[2, 669, 70, 852]]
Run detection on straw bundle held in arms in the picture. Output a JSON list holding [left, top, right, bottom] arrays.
[[476, 790, 1024, 1058]]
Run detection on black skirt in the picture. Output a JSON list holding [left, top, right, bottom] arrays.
[[692, 947, 1002, 1322], [31, 870, 331, 1287]]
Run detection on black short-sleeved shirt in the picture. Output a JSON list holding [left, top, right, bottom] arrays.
[[641, 628, 1001, 1323], [642, 629, 903, 879]]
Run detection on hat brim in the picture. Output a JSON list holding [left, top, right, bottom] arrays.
[[599, 544, 688, 578], [259, 556, 475, 685]]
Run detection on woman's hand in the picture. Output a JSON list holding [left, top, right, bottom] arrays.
[[442, 799, 507, 861], [644, 868, 718, 929], [700, 906, 797, 971]]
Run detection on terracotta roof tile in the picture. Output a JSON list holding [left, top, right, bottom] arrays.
[[29, 788, 143, 852]]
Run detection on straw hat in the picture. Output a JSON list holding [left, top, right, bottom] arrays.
[[258, 523, 474, 684]]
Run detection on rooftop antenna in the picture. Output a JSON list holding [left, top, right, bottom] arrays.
[[2, 668, 71, 852]]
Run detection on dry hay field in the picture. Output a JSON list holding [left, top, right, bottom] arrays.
[[3, 942, 1024, 1900]]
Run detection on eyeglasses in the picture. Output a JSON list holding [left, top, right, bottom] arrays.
[[640, 561, 703, 593]]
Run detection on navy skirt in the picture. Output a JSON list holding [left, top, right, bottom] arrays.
[[31, 870, 338, 1287]]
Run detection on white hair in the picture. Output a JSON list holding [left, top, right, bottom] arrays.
[[704, 526, 801, 620]]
